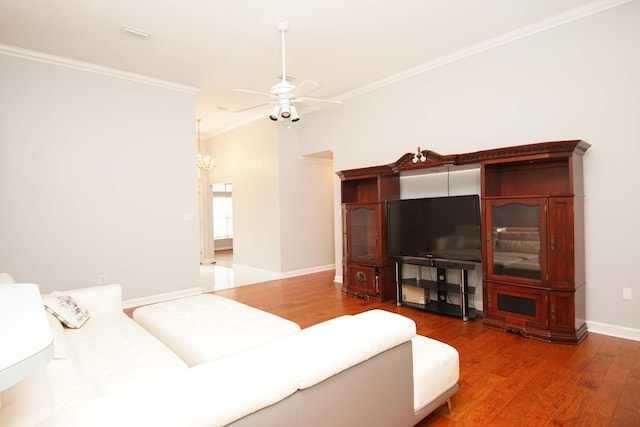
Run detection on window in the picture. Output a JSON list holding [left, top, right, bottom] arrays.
[[212, 183, 233, 240]]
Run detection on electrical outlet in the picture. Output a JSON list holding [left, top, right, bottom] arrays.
[[622, 287, 632, 301], [99, 275, 106, 285]]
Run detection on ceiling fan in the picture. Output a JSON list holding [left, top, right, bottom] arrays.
[[232, 21, 341, 122]]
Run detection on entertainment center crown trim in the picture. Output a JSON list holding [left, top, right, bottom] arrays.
[[337, 140, 590, 344]]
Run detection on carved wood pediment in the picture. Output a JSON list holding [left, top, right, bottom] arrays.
[[337, 140, 590, 180]]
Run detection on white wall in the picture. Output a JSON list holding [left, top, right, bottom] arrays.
[[0, 52, 200, 301], [300, 1, 640, 339], [277, 128, 335, 274], [208, 120, 335, 276], [209, 119, 282, 272]]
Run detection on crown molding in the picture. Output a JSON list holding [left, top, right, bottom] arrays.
[[0, 44, 199, 95], [335, 0, 632, 102]]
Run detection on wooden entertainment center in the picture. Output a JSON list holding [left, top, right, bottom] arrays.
[[337, 140, 590, 344]]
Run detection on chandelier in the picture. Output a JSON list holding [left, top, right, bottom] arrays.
[[196, 118, 215, 173]]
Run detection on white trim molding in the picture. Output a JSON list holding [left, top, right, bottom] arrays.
[[335, 0, 633, 102], [586, 321, 640, 342], [0, 44, 199, 95], [279, 264, 336, 280]]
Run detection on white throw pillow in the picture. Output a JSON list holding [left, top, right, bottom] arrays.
[[43, 291, 90, 328]]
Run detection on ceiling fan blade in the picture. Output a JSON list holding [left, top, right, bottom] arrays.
[[293, 80, 320, 97], [294, 96, 343, 105], [232, 88, 273, 98], [231, 101, 273, 113]]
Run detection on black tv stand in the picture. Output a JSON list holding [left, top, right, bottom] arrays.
[[394, 257, 476, 321]]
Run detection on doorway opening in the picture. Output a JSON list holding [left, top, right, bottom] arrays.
[[212, 182, 233, 252]]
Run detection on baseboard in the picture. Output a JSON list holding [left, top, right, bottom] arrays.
[[232, 263, 335, 279], [222, 263, 337, 288], [586, 321, 640, 342], [122, 287, 202, 309], [279, 264, 336, 279]]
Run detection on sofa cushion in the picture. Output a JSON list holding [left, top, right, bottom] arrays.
[[0, 369, 55, 427], [275, 310, 416, 390], [133, 294, 301, 366], [411, 335, 459, 412], [63, 284, 122, 317], [42, 292, 90, 329], [62, 312, 188, 395]]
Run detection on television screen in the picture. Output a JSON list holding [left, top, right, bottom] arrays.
[[386, 195, 481, 262]]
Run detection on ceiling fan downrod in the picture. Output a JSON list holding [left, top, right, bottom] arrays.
[[276, 20, 289, 84]]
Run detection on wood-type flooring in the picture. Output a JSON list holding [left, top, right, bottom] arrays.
[[129, 270, 640, 426]]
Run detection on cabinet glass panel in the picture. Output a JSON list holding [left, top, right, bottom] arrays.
[[491, 202, 541, 280], [349, 206, 377, 261]]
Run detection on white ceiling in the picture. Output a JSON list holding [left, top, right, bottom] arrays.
[[0, 0, 609, 137]]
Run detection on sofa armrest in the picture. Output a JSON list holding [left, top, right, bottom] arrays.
[[285, 309, 416, 390], [64, 284, 123, 315]]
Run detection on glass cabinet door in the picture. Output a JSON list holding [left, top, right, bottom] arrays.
[[346, 204, 379, 264], [486, 198, 547, 284]]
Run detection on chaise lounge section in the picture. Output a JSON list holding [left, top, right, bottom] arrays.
[[132, 293, 301, 366]]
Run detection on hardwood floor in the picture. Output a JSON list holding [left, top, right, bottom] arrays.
[[211, 271, 640, 426], [127, 270, 640, 426], [213, 249, 233, 268]]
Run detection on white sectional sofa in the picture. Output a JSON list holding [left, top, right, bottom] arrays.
[[0, 282, 460, 427]]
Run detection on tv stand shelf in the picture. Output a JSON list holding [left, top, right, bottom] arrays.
[[395, 258, 476, 321]]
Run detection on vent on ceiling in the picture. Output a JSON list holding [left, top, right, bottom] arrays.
[[120, 26, 151, 40]]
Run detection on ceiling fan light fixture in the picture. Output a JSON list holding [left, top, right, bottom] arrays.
[[290, 105, 300, 122], [269, 105, 280, 121], [280, 102, 291, 119]]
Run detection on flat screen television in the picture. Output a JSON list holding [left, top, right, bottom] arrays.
[[386, 195, 481, 262]]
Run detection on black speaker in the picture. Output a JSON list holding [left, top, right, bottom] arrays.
[[436, 267, 447, 309], [497, 293, 536, 317]]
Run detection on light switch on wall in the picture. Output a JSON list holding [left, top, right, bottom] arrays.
[[622, 287, 633, 301]]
